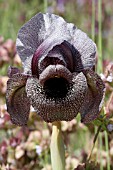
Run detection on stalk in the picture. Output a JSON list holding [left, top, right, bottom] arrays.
[[97, 0, 103, 74], [91, 0, 95, 42], [91, 0, 99, 163], [88, 125, 101, 161], [50, 121, 65, 170], [104, 107, 111, 170], [97, 1, 103, 169], [99, 132, 103, 170], [44, 0, 48, 12], [104, 131, 110, 170]]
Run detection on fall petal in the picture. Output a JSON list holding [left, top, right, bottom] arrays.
[[26, 72, 87, 122], [80, 69, 105, 123], [6, 73, 30, 126], [8, 66, 22, 78]]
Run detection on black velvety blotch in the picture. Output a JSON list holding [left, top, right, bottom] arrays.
[[43, 77, 69, 99]]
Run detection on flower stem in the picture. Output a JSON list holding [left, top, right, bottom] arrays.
[[104, 107, 111, 170], [97, 0, 103, 74], [91, 0, 95, 42], [88, 125, 101, 161], [50, 121, 65, 170], [99, 132, 103, 170], [104, 130, 110, 170], [44, 0, 48, 12]]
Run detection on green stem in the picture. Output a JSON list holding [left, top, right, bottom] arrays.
[[50, 121, 65, 170], [91, 0, 95, 42], [104, 131, 110, 170], [88, 125, 101, 161], [103, 107, 111, 170], [97, 0, 103, 74], [44, 0, 48, 12], [99, 132, 103, 170]]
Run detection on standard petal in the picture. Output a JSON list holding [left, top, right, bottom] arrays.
[[6, 74, 30, 126], [67, 23, 96, 71], [32, 41, 75, 77], [16, 12, 96, 74], [26, 72, 87, 122], [16, 13, 46, 63], [80, 69, 105, 123], [16, 13, 71, 73]]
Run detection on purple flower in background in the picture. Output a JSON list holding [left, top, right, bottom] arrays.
[[57, 0, 65, 13], [35, 145, 42, 155], [6, 13, 105, 126]]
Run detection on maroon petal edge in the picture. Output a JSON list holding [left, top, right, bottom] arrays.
[[80, 69, 105, 123], [6, 73, 30, 126]]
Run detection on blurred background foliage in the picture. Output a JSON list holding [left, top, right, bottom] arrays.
[[0, 0, 113, 170]]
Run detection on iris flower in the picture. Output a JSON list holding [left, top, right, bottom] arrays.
[[6, 13, 105, 126]]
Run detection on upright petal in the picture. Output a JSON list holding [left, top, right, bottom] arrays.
[[80, 69, 105, 123], [6, 73, 30, 126], [32, 41, 75, 77], [16, 12, 96, 74], [67, 24, 96, 71], [16, 13, 71, 74]]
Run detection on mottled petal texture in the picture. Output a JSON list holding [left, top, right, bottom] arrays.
[[26, 72, 88, 122], [69, 28, 96, 71], [16, 13, 96, 74], [80, 69, 105, 123], [8, 66, 22, 78], [6, 73, 30, 126]]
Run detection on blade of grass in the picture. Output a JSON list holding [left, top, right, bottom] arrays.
[[97, 0, 103, 74], [97, 1, 110, 169], [87, 125, 101, 161], [104, 130, 110, 170], [97, 1, 104, 169], [92, 0, 98, 156], [99, 132, 104, 170], [104, 107, 111, 170], [91, 0, 99, 164], [44, 0, 48, 12], [91, 0, 95, 42]]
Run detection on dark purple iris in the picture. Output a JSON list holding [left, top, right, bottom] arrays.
[[6, 13, 105, 126]]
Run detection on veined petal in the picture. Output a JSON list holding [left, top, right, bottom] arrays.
[[16, 12, 96, 74], [80, 69, 105, 123], [6, 73, 30, 126], [16, 13, 71, 74], [67, 24, 96, 71]]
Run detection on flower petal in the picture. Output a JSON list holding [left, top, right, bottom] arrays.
[[16, 13, 71, 73], [16, 12, 96, 74], [80, 69, 105, 123], [8, 66, 22, 78], [26, 72, 87, 122], [16, 13, 46, 63], [67, 24, 96, 71], [6, 73, 30, 126], [32, 41, 74, 77]]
